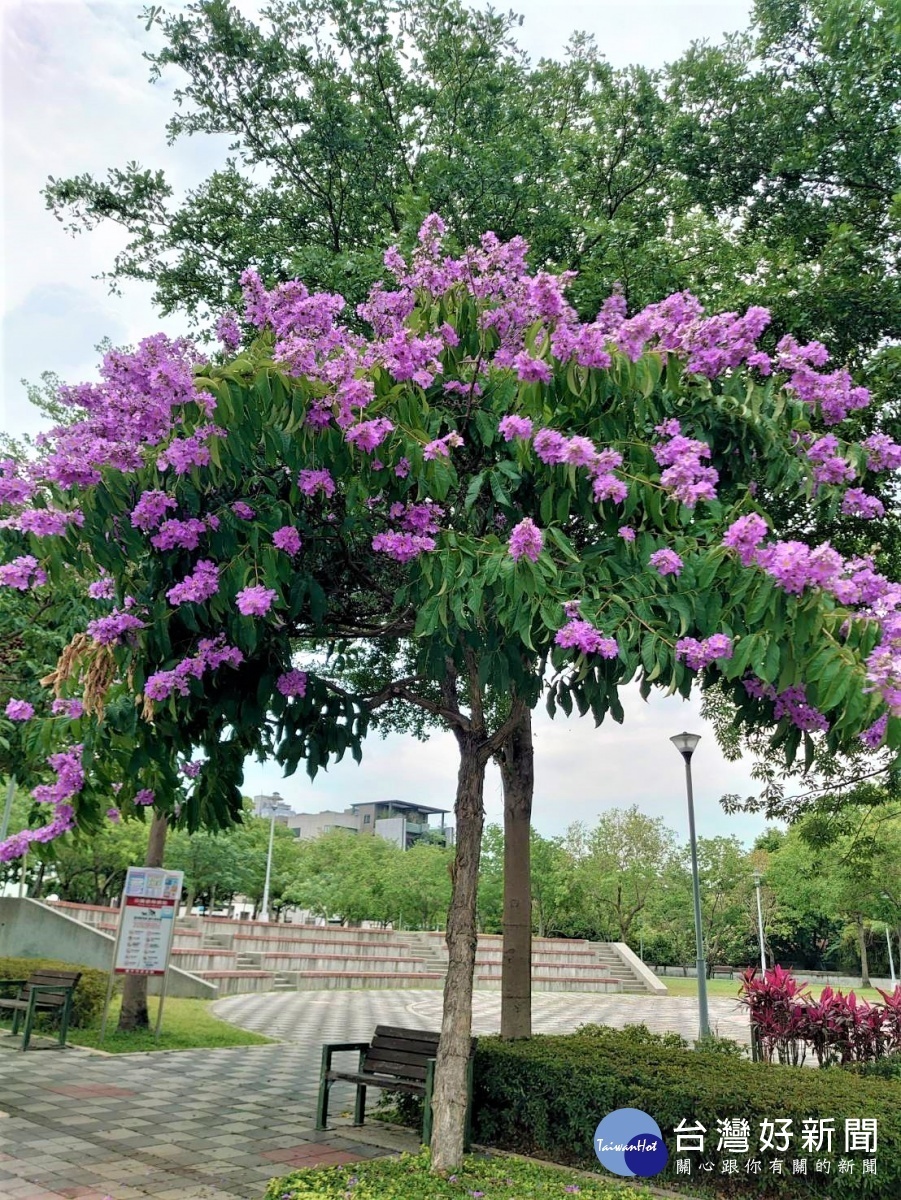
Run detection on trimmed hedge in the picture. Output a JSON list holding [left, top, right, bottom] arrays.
[[472, 1025, 901, 1196], [0, 957, 112, 1028]]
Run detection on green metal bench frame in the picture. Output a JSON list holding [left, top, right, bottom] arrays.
[[315, 1025, 475, 1150], [0, 971, 81, 1051]]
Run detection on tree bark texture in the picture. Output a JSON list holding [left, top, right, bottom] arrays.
[[117, 812, 168, 1032], [431, 732, 486, 1171], [857, 918, 871, 988], [498, 705, 533, 1040]]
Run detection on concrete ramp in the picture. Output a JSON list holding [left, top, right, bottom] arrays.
[[0, 897, 216, 999]]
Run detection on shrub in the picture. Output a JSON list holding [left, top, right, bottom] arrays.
[[264, 1149, 655, 1199], [473, 1026, 901, 1196], [0, 957, 112, 1028]]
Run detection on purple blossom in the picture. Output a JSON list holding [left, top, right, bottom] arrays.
[[156, 427, 225, 475], [144, 636, 243, 702], [181, 760, 203, 779], [15, 507, 83, 537], [236, 585, 277, 616], [5, 699, 35, 721], [618, 526, 636, 542], [0, 555, 47, 590], [273, 526, 302, 555], [231, 501, 255, 520], [298, 468, 336, 498], [151, 517, 208, 552], [107, 808, 121, 824], [654, 425, 719, 507], [860, 714, 888, 749], [862, 433, 901, 472], [345, 417, 395, 453], [277, 670, 308, 698], [555, 619, 618, 658], [88, 575, 115, 599], [134, 789, 155, 807], [51, 698, 84, 719], [423, 431, 463, 460], [508, 518, 543, 563], [166, 560, 220, 605], [498, 415, 534, 442], [773, 685, 829, 733], [394, 457, 411, 478], [842, 489, 885, 520], [676, 635, 734, 670], [512, 352, 552, 383], [592, 474, 628, 504], [723, 514, 768, 566], [216, 311, 242, 352], [131, 490, 177, 531], [371, 531, 437, 562], [649, 548, 683, 578], [533, 428, 568, 465], [87, 610, 145, 645]]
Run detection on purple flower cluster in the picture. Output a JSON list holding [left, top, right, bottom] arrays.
[[508, 518, 543, 563], [618, 526, 636, 542], [5, 699, 35, 721], [860, 713, 888, 749], [498, 415, 534, 441], [743, 678, 829, 733], [231, 501, 255, 520], [216, 311, 242, 353], [236, 585, 277, 616], [345, 418, 395, 454], [86, 609, 146, 645], [530, 428, 627, 505], [842, 489, 885, 520], [14, 507, 83, 537], [107, 807, 121, 824], [0, 745, 85, 863], [276, 669, 308, 698], [0, 458, 35, 507], [131, 490, 177, 531], [371, 531, 437, 562], [675, 634, 734, 670], [649, 548, 683, 577], [88, 574, 115, 599], [555, 618, 619, 659], [134, 789, 155, 807], [806, 435, 855, 487], [653, 420, 719, 507], [166, 560, 220, 606], [298, 468, 336, 498], [143, 636, 244, 702], [423, 431, 464, 460], [150, 517, 208, 552], [862, 433, 901, 472], [181, 760, 203, 778], [156, 427, 226, 475], [389, 501, 443, 536], [51, 698, 84, 719], [722, 514, 769, 566], [273, 526, 302, 555], [0, 554, 47, 590]]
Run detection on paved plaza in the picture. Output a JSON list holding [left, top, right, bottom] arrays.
[[0, 989, 747, 1199]]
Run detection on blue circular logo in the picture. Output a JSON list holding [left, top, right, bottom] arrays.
[[593, 1108, 669, 1178]]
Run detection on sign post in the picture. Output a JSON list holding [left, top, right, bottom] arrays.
[[99, 866, 184, 1044]]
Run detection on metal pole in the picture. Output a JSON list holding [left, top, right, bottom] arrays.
[[754, 873, 767, 975], [99, 886, 127, 1045], [18, 850, 27, 898], [0, 776, 15, 842], [887, 926, 897, 987], [260, 806, 276, 921], [154, 963, 172, 1041], [682, 754, 710, 1040]]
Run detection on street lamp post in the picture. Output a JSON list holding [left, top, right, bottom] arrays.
[[671, 732, 710, 1040], [260, 800, 277, 922], [882, 894, 897, 986], [753, 870, 767, 975]]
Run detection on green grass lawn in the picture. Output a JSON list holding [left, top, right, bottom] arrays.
[[1, 995, 274, 1054], [265, 1150, 664, 1200], [659, 974, 886, 1003]]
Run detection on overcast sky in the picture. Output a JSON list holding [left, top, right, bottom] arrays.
[[1, 0, 770, 845]]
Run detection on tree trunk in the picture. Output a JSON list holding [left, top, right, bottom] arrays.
[[183, 887, 196, 916], [857, 917, 871, 988], [117, 812, 168, 1032], [431, 732, 487, 1172], [498, 706, 533, 1040]]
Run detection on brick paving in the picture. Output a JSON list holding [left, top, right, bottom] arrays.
[[0, 989, 748, 1199]]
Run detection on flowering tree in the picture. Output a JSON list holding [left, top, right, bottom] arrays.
[[2, 217, 901, 1166]]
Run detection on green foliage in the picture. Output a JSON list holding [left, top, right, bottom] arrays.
[[473, 1027, 901, 1195], [265, 1149, 655, 1200], [67, 995, 273, 1053], [0, 957, 110, 1028]]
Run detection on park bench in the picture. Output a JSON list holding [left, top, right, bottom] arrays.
[[712, 966, 736, 979], [0, 969, 81, 1050], [316, 1024, 476, 1149]]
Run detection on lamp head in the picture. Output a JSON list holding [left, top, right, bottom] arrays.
[[670, 731, 701, 759], [753, 870, 762, 886]]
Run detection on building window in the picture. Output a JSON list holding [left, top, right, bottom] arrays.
[[363, 814, 371, 824]]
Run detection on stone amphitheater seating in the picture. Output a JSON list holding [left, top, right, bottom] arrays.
[[47, 902, 663, 997]]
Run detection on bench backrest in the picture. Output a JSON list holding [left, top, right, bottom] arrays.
[[20, 970, 82, 1007], [364, 1025, 476, 1083]]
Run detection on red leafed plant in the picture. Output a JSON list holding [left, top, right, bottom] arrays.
[[739, 968, 901, 1067]]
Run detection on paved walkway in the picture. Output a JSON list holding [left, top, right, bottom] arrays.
[[0, 990, 748, 1199]]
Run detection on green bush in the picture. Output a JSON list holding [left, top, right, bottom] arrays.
[[0, 957, 112, 1028], [852, 1054, 901, 1082], [264, 1149, 654, 1199], [473, 1026, 901, 1196]]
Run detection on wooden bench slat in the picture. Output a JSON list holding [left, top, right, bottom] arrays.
[[373, 1024, 440, 1043], [371, 1036, 438, 1057], [362, 1056, 429, 1081], [328, 1071, 425, 1094]]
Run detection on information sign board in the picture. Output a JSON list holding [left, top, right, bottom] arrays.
[[113, 866, 184, 976]]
